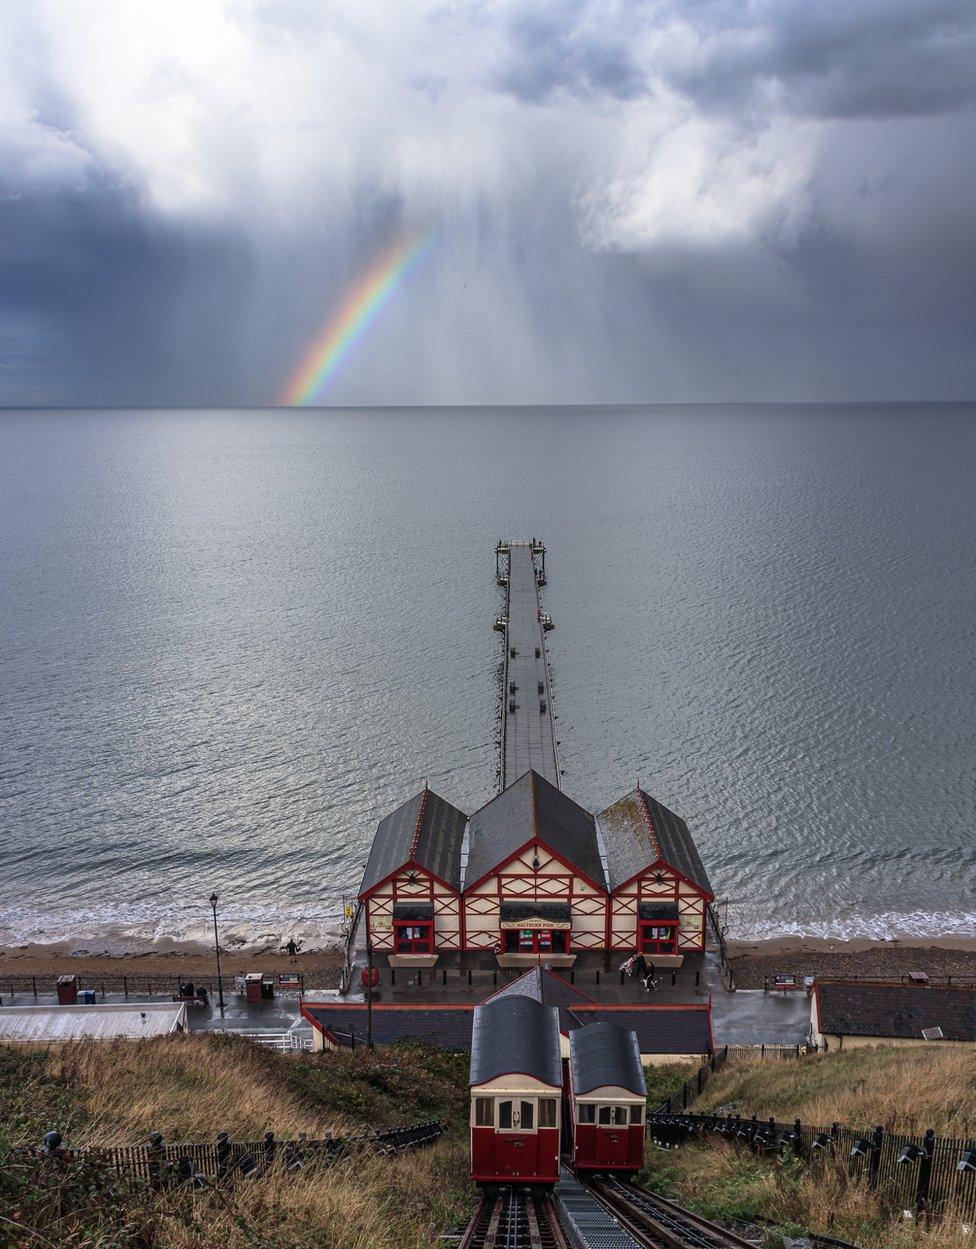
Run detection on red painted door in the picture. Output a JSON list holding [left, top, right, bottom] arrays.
[[496, 1100, 538, 1178], [595, 1106, 629, 1167]]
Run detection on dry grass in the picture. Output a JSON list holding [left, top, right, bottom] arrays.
[[643, 1139, 976, 1249], [697, 1047, 976, 1138], [151, 1138, 473, 1249], [45, 1033, 350, 1144]]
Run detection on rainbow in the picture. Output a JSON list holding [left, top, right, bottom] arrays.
[[279, 233, 434, 405]]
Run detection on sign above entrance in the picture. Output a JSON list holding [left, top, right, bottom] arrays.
[[499, 917, 571, 930]]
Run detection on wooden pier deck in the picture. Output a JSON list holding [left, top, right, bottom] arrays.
[[496, 541, 560, 790]]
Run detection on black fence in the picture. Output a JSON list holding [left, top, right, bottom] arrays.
[[0, 971, 305, 1000], [16, 1120, 444, 1186], [648, 1111, 976, 1219]]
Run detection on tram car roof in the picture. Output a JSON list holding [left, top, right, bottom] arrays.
[[470, 996, 562, 1088], [569, 1021, 646, 1097]]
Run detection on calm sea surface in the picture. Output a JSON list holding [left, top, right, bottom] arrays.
[[1, 405, 974, 949]]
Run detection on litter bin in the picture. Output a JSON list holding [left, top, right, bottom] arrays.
[[260, 978, 275, 1001], [244, 973, 263, 1004], [57, 975, 78, 1005]]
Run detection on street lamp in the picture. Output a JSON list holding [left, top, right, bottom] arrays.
[[209, 892, 225, 1017]]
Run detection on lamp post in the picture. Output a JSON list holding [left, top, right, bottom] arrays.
[[209, 892, 225, 1017]]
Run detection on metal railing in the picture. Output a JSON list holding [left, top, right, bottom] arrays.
[[0, 971, 305, 1000], [16, 1120, 444, 1185]]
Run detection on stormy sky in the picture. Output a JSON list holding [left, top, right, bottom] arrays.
[[2, 0, 975, 406]]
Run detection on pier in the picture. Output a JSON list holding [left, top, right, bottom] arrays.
[[495, 541, 559, 790]]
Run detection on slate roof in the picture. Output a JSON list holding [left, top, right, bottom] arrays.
[[302, 1004, 473, 1050], [470, 996, 563, 1088], [570, 1022, 646, 1097], [567, 1005, 713, 1056], [485, 965, 595, 1033], [359, 787, 467, 895], [465, 770, 604, 889], [815, 980, 976, 1042], [598, 787, 713, 896]]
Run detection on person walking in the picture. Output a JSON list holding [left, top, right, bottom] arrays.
[[285, 938, 300, 961], [642, 960, 657, 992]]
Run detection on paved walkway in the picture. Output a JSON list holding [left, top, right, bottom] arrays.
[[502, 544, 559, 787]]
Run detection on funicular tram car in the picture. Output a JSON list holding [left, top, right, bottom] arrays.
[[469, 995, 563, 1189], [567, 1021, 647, 1174]]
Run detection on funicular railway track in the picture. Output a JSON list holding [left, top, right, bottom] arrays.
[[577, 1174, 760, 1249], [460, 1186, 570, 1249]]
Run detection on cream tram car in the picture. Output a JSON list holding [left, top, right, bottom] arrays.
[[568, 1021, 646, 1174], [469, 995, 562, 1189]]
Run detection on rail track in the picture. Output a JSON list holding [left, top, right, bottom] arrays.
[[460, 1186, 570, 1249], [580, 1175, 760, 1248]]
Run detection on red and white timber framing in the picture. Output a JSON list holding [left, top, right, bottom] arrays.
[[607, 860, 712, 953], [463, 838, 606, 952], [361, 862, 463, 952]]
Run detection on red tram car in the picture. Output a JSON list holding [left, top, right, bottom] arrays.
[[469, 996, 563, 1189], [568, 1021, 646, 1174]]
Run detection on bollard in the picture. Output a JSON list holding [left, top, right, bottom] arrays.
[[695, 970, 700, 987], [442, 967, 447, 986], [671, 970, 676, 986], [391, 968, 396, 985], [595, 969, 600, 985], [467, 969, 472, 986], [620, 971, 625, 986], [492, 970, 497, 986], [570, 968, 575, 984]]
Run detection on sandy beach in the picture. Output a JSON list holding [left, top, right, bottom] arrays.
[[726, 934, 976, 989]]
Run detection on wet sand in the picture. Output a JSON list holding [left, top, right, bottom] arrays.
[[727, 935, 976, 990]]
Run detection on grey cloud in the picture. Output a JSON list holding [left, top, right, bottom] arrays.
[[491, 0, 648, 103], [662, 0, 976, 119]]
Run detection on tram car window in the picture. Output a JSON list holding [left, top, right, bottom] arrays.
[[568, 1021, 647, 1174], [468, 996, 562, 1189]]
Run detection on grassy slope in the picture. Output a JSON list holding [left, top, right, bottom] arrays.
[[695, 1047, 976, 1138], [642, 1048, 976, 1249], [1, 1034, 473, 1249]]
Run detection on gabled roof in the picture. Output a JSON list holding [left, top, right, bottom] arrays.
[[570, 1022, 646, 1097], [815, 980, 976, 1042], [567, 1004, 713, 1056], [465, 770, 604, 890], [485, 965, 595, 1034], [470, 997, 562, 1088], [359, 786, 467, 896], [598, 786, 712, 896]]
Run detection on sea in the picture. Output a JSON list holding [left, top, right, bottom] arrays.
[[1, 405, 974, 951]]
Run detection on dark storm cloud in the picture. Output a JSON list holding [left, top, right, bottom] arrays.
[[663, 0, 976, 119], [0, 0, 974, 405]]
